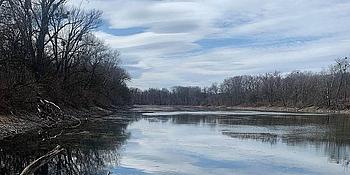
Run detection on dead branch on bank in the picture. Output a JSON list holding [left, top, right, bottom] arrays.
[[20, 145, 65, 175]]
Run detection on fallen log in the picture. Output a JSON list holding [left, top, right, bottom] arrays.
[[20, 145, 65, 175]]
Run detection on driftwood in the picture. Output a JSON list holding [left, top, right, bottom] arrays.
[[20, 145, 65, 175]]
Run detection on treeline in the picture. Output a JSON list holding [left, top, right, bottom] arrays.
[[131, 58, 350, 110], [0, 0, 130, 113]]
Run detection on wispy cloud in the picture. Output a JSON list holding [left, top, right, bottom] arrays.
[[71, 0, 350, 89]]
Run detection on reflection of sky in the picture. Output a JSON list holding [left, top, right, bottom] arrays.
[[110, 116, 349, 175]]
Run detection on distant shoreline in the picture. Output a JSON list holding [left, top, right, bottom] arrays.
[[131, 105, 350, 115]]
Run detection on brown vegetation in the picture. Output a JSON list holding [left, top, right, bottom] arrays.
[[131, 58, 350, 110], [0, 0, 130, 116]]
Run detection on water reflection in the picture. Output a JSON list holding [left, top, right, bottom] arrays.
[[145, 113, 350, 169], [0, 117, 131, 175], [0, 111, 349, 175]]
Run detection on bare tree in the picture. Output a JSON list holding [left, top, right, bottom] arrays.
[[0, 0, 130, 113], [132, 59, 350, 110]]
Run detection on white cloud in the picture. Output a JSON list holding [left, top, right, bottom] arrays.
[[70, 0, 350, 89]]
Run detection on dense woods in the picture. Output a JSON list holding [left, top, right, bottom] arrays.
[[131, 57, 350, 110], [0, 0, 130, 114]]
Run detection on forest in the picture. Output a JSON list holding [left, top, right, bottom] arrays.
[[0, 0, 130, 114], [131, 57, 350, 110], [1, 0, 349, 115]]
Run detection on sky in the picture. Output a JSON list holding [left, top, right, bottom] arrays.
[[71, 0, 350, 89]]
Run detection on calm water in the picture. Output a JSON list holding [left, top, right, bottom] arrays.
[[0, 110, 350, 175]]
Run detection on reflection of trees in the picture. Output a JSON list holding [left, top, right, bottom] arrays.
[[161, 114, 339, 126], [171, 115, 219, 125], [0, 119, 131, 175], [223, 132, 278, 144], [149, 114, 350, 167]]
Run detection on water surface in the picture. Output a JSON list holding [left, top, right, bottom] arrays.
[[0, 110, 349, 175]]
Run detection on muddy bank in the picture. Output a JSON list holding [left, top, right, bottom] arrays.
[[0, 106, 122, 141], [0, 114, 39, 140], [132, 105, 350, 115]]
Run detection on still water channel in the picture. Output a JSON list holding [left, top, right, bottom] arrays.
[[0, 110, 349, 175]]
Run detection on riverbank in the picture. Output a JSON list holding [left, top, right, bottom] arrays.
[[225, 105, 350, 114], [131, 105, 350, 115], [0, 106, 118, 141]]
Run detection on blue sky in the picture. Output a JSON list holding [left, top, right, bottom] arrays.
[[72, 0, 350, 89]]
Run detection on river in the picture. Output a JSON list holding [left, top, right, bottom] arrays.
[[0, 109, 349, 175]]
